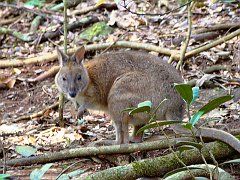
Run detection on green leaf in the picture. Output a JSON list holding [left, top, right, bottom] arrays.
[[174, 84, 193, 106], [190, 95, 233, 126], [191, 86, 199, 104], [195, 177, 209, 180], [178, 145, 195, 153], [121, 107, 134, 113], [220, 158, 240, 165], [163, 167, 205, 179], [129, 101, 152, 115], [0, 174, 11, 179], [58, 174, 70, 180], [137, 120, 182, 134], [95, 0, 106, 6], [25, 0, 45, 7], [198, 95, 233, 115], [190, 111, 204, 126], [182, 123, 193, 130], [79, 22, 114, 41], [58, 169, 87, 180], [152, 98, 167, 115], [15, 145, 37, 157], [30, 163, 53, 180], [176, 141, 203, 150], [137, 101, 152, 108], [200, 117, 221, 127], [201, 95, 233, 114]]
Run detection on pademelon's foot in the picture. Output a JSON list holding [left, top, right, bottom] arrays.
[[76, 109, 88, 119], [130, 135, 143, 143]]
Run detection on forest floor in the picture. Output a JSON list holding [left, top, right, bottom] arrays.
[[0, 0, 240, 179]]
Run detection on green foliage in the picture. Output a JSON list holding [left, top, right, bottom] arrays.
[[129, 100, 152, 115], [123, 83, 234, 179], [58, 169, 86, 180], [95, 0, 120, 6], [79, 22, 114, 41], [175, 84, 233, 127], [174, 84, 193, 107], [164, 164, 235, 180], [163, 166, 205, 179], [0, 174, 11, 179], [190, 95, 233, 126], [25, 0, 45, 7], [15, 145, 37, 157], [176, 140, 203, 150], [30, 163, 53, 180], [220, 158, 240, 165], [122, 100, 152, 114], [137, 120, 182, 134]]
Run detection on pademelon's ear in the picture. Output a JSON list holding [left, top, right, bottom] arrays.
[[56, 47, 68, 67], [74, 46, 85, 64]]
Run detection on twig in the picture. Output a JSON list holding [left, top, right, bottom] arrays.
[[27, 65, 60, 82], [0, 15, 21, 26], [193, 23, 240, 34], [176, 1, 195, 70], [11, 102, 59, 123], [185, 27, 240, 58]]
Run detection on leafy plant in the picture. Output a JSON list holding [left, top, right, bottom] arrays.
[[15, 145, 37, 157], [123, 83, 234, 179], [30, 163, 53, 180]]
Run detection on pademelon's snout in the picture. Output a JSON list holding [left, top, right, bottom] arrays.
[[69, 91, 77, 98]]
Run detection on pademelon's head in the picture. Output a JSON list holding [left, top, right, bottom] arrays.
[[55, 46, 89, 98]]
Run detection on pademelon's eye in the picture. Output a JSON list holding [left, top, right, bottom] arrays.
[[77, 75, 81, 81], [62, 77, 66, 81]]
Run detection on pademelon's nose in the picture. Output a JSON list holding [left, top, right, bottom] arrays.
[[69, 91, 76, 98]]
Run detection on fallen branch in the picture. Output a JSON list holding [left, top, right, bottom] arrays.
[[1, 27, 240, 68], [193, 23, 240, 34], [86, 136, 240, 180], [0, 41, 177, 68], [27, 66, 59, 82], [1, 137, 194, 166]]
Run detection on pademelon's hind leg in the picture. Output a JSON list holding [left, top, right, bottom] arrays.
[[130, 124, 144, 143], [108, 72, 150, 144]]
